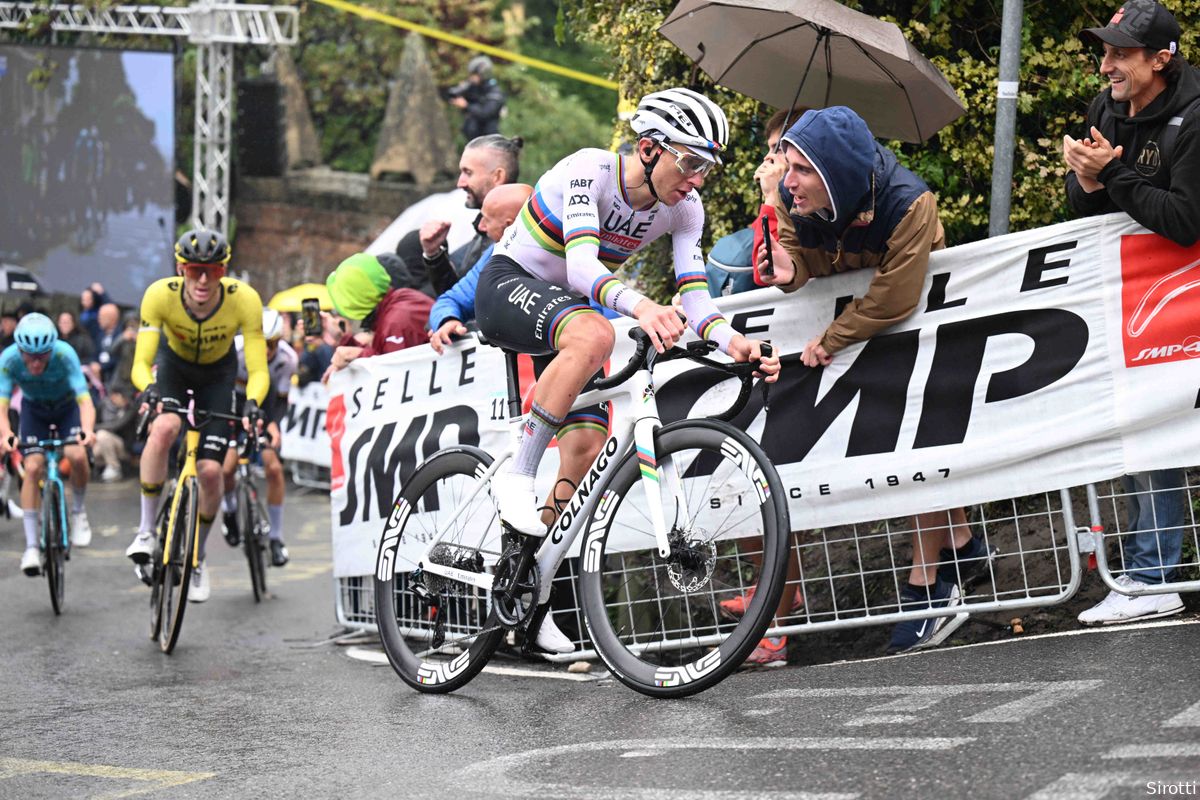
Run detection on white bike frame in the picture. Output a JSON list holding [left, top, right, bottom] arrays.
[[412, 361, 691, 606]]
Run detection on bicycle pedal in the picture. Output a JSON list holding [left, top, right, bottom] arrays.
[[134, 564, 153, 587]]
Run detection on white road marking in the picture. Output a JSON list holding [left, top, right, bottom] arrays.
[[1103, 743, 1200, 758], [0, 757, 214, 799], [805, 617, 1199, 670], [460, 737, 974, 800], [344, 646, 601, 682], [1024, 772, 1136, 800], [751, 681, 1103, 725], [1164, 700, 1200, 727]]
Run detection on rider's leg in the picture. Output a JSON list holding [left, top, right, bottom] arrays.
[[195, 459, 223, 561], [64, 442, 93, 546], [220, 443, 237, 511], [264, 446, 289, 566], [21, 453, 45, 549], [263, 447, 285, 540], [496, 313, 613, 536], [64, 443, 88, 513], [138, 413, 180, 533], [219, 442, 241, 546], [542, 426, 607, 527]]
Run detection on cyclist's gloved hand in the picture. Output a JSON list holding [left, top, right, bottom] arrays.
[[242, 399, 264, 436], [139, 384, 162, 414]]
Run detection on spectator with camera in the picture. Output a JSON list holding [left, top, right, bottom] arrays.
[[444, 55, 505, 140]]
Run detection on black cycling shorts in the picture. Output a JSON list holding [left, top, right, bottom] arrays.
[[153, 345, 236, 463], [476, 254, 601, 355], [18, 395, 82, 455], [476, 255, 609, 436]]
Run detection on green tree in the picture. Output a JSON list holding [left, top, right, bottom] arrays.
[[561, 0, 1200, 298]]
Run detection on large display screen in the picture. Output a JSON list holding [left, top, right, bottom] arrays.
[[0, 44, 175, 306]]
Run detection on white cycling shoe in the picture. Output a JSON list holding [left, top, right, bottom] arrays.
[[20, 547, 42, 576], [492, 470, 547, 537], [189, 559, 211, 603], [534, 611, 575, 654], [71, 512, 92, 547], [125, 529, 156, 564]]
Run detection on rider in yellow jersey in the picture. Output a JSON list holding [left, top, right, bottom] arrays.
[[125, 228, 269, 603]]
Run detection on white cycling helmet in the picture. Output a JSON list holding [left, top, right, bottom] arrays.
[[630, 87, 729, 164], [262, 307, 284, 341]]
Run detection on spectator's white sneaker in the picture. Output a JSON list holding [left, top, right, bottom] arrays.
[[534, 612, 575, 654], [20, 547, 42, 576], [71, 512, 92, 547], [1078, 574, 1185, 625], [492, 470, 546, 538], [189, 560, 211, 603], [100, 464, 122, 483], [125, 530, 156, 564]]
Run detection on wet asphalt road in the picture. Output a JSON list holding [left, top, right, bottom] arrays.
[[0, 478, 1197, 799]]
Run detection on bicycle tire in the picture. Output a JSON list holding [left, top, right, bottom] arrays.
[[237, 480, 266, 602], [374, 447, 506, 694], [160, 477, 198, 654], [577, 419, 790, 698], [149, 479, 176, 642], [43, 481, 65, 615]]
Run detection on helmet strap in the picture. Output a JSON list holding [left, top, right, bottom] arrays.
[[638, 140, 664, 203]]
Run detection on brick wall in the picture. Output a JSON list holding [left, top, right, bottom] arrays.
[[232, 171, 456, 300]]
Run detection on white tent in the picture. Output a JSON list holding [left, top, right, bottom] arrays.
[[365, 189, 480, 257]]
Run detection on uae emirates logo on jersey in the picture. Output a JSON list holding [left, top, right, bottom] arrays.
[[1120, 233, 1200, 367]]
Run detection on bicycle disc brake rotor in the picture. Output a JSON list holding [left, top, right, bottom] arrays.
[[491, 543, 540, 628], [665, 529, 717, 593]]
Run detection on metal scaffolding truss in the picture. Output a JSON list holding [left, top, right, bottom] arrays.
[[0, 0, 300, 234]]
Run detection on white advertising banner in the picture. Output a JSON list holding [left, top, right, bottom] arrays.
[[280, 381, 332, 468], [326, 212, 1200, 578]]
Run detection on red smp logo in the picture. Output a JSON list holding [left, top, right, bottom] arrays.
[[1120, 233, 1200, 367], [1110, 8, 1125, 25]]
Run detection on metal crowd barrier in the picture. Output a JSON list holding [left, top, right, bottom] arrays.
[[289, 460, 331, 492], [334, 471, 1198, 662], [1085, 467, 1200, 596]]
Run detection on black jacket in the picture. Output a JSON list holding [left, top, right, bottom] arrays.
[[1066, 62, 1200, 246], [459, 79, 504, 140]]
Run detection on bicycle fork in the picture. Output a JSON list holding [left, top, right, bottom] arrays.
[[162, 430, 203, 570], [531, 370, 691, 604]]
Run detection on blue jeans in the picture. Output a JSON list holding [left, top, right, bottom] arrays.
[[1121, 469, 1186, 585]]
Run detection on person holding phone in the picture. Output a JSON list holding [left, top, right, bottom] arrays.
[[123, 229, 269, 604], [756, 107, 989, 655]]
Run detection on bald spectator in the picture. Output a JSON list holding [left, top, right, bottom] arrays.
[[91, 302, 122, 387], [428, 182, 534, 351]]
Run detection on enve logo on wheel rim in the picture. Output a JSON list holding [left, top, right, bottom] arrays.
[[1119, 234, 1200, 368]]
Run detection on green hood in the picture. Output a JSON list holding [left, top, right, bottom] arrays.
[[327, 253, 391, 320]]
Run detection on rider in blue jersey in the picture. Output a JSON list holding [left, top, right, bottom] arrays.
[[0, 313, 97, 575]]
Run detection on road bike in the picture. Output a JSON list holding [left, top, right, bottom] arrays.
[[230, 435, 270, 602], [138, 392, 247, 653], [374, 330, 789, 698], [16, 428, 75, 615]]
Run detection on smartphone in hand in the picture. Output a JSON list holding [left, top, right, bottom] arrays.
[[301, 298, 322, 336], [759, 215, 775, 279]]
